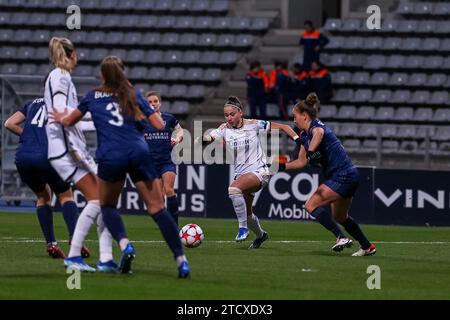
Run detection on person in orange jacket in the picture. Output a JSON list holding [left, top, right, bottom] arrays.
[[299, 20, 329, 70]]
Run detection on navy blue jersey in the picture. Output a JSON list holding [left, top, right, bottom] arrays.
[[77, 90, 154, 161], [144, 112, 179, 162], [16, 98, 48, 156], [300, 119, 355, 178]]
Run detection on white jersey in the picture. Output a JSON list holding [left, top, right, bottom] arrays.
[[210, 119, 270, 177], [44, 68, 88, 159]]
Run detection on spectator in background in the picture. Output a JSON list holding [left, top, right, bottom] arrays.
[[291, 63, 309, 102], [267, 60, 283, 103], [308, 61, 332, 103], [299, 20, 329, 70], [246, 60, 269, 119], [274, 61, 293, 120]]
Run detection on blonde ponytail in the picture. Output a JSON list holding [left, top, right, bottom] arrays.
[[49, 37, 76, 72]]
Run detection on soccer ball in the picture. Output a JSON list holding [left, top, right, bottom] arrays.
[[179, 224, 204, 248]]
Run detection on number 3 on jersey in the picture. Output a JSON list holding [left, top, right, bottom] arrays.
[[106, 102, 124, 126]]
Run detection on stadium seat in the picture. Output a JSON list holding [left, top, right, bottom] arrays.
[[391, 90, 412, 104], [37, 64, 52, 75], [166, 67, 185, 80], [171, 101, 190, 114], [386, 55, 405, 68], [73, 65, 94, 77], [218, 51, 237, 64], [374, 106, 395, 120], [428, 92, 449, 105], [163, 50, 183, 63], [179, 33, 199, 46], [397, 125, 416, 138], [346, 55, 365, 68], [108, 48, 127, 60], [11, 12, 29, 25], [135, 0, 155, 10], [361, 139, 378, 153], [182, 50, 201, 63], [187, 85, 205, 98], [440, 39, 450, 52], [381, 19, 398, 32], [405, 55, 424, 69], [12, 30, 32, 42], [1, 63, 19, 75], [435, 20, 450, 34], [231, 17, 251, 30], [426, 74, 447, 87], [234, 34, 253, 47], [344, 37, 364, 49], [83, 14, 103, 27], [168, 84, 188, 97], [198, 33, 217, 46], [355, 106, 375, 120], [381, 140, 400, 154], [155, 0, 173, 11], [413, 108, 433, 122], [433, 109, 450, 122], [129, 66, 149, 79], [139, 15, 158, 28], [341, 18, 361, 31], [162, 33, 180, 46], [185, 67, 203, 81], [335, 105, 356, 119], [250, 18, 270, 31], [91, 48, 109, 61], [372, 90, 392, 103], [117, 0, 136, 10], [209, 0, 229, 13], [413, 2, 434, 15], [342, 139, 361, 151], [380, 124, 397, 138], [424, 56, 444, 69], [176, 16, 195, 29], [203, 68, 221, 81], [140, 33, 160, 45], [399, 140, 419, 154], [394, 107, 414, 121], [152, 84, 170, 96], [338, 123, 359, 137], [86, 32, 106, 44], [352, 89, 372, 102], [201, 51, 220, 64], [396, 20, 418, 33], [216, 34, 235, 47], [422, 38, 440, 51], [417, 20, 436, 33], [318, 104, 337, 118], [351, 72, 370, 85], [333, 89, 354, 102], [389, 73, 409, 86], [35, 46, 50, 60], [326, 36, 344, 49], [173, 0, 192, 12], [328, 54, 347, 67], [363, 37, 383, 50], [383, 37, 402, 50], [401, 38, 421, 51], [194, 16, 213, 29], [365, 55, 386, 69], [102, 15, 121, 28], [104, 32, 124, 45], [148, 67, 167, 80], [411, 91, 431, 104], [397, 2, 414, 15], [408, 73, 428, 86], [333, 71, 351, 84], [0, 29, 13, 42], [213, 16, 232, 29], [323, 18, 341, 32], [326, 122, 340, 135], [369, 72, 389, 85], [433, 2, 450, 15], [357, 124, 377, 138], [432, 127, 450, 141], [16, 46, 34, 60]]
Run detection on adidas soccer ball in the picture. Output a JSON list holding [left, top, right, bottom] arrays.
[[179, 224, 204, 248]]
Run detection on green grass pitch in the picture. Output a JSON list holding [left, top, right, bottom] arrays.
[[0, 211, 449, 300]]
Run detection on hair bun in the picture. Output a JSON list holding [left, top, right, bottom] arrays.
[[305, 92, 319, 106]]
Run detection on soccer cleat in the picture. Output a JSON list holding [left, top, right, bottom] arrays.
[[235, 227, 250, 242], [119, 243, 136, 274], [68, 240, 90, 259], [97, 260, 119, 273], [352, 243, 377, 256], [64, 256, 96, 272], [47, 243, 66, 259], [178, 261, 190, 279], [249, 231, 269, 249], [332, 237, 353, 252]]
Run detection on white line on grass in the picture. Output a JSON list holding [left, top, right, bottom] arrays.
[[0, 238, 449, 245]]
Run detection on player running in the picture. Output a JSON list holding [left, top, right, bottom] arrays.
[[199, 96, 301, 249], [50, 56, 190, 277], [144, 91, 183, 225], [44, 37, 114, 272], [277, 93, 376, 256], [4, 98, 85, 259]]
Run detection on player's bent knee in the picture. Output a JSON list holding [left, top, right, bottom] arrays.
[[228, 187, 243, 198]]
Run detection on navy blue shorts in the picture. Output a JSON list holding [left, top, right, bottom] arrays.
[[15, 152, 70, 194], [323, 168, 359, 199], [153, 160, 176, 177], [98, 147, 159, 183]]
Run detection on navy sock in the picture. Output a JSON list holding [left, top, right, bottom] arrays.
[[101, 206, 128, 242], [310, 207, 346, 239], [166, 195, 179, 225], [61, 201, 79, 239], [341, 216, 371, 250], [36, 205, 56, 244], [152, 209, 184, 258]]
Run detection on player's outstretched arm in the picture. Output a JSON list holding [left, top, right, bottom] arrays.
[[4, 111, 26, 136], [308, 127, 324, 152], [171, 124, 184, 147], [148, 112, 165, 131], [285, 145, 308, 170], [49, 108, 83, 127], [270, 122, 299, 141]]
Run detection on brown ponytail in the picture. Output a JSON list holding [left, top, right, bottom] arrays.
[[99, 56, 145, 121], [293, 92, 320, 119]]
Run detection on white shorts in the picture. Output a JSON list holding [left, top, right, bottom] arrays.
[[50, 150, 97, 184], [235, 167, 271, 190]]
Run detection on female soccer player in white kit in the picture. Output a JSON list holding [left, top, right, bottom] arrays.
[[44, 37, 114, 272], [201, 96, 301, 248]]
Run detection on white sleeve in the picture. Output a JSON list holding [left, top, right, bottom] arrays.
[[208, 123, 226, 140], [256, 120, 271, 133], [78, 121, 96, 131], [48, 73, 71, 112]]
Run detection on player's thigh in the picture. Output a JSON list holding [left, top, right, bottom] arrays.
[[134, 179, 165, 214], [230, 172, 261, 194], [305, 184, 341, 213], [75, 172, 99, 201], [330, 197, 353, 223], [98, 178, 124, 207], [161, 171, 176, 196], [34, 185, 53, 206]]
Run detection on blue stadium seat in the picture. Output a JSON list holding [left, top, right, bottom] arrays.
[[218, 51, 237, 64], [162, 33, 180, 46], [336, 105, 356, 119], [204, 68, 221, 81], [355, 106, 375, 120], [108, 48, 127, 60], [166, 67, 185, 80], [386, 55, 405, 68], [164, 50, 184, 63], [374, 106, 395, 120], [326, 36, 344, 49], [413, 2, 433, 15], [363, 37, 382, 50], [123, 32, 144, 45], [148, 67, 167, 80], [231, 17, 251, 30], [135, 0, 155, 10], [413, 108, 433, 122], [433, 109, 450, 122], [1, 63, 19, 74], [394, 107, 414, 121], [341, 19, 361, 31], [333, 71, 351, 84], [372, 90, 392, 103], [139, 15, 158, 28], [86, 32, 106, 44], [381, 19, 398, 32], [185, 67, 203, 80], [37, 64, 52, 75], [351, 89, 372, 102], [129, 66, 149, 79], [397, 125, 416, 138], [382, 37, 402, 50], [344, 36, 364, 49], [120, 15, 140, 28], [426, 74, 447, 87], [338, 123, 359, 137], [182, 51, 201, 63], [323, 18, 341, 32], [194, 16, 213, 29], [369, 72, 389, 85], [405, 55, 424, 69], [389, 73, 409, 86], [127, 49, 146, 62], [401, 38, 421, 51], [143, 50, 163, 64], [179, 33, 198, 46], [391, 90, 411, 104], [16, 46, 34, 60], [11, 12, 29, 25], [380, 124, 397, 138], [215, 34, 234, 47], [187, 85, 205, 98], [198, 33, 217, 46], [69, 31, 88, 44], [213, 17, 231, 30], [411, 90, 431, 104], [396, 20, 418, 33], [90, 48, 109, 62], [209, 0, 228, 13], [155, 0, 173, 11], [168, 84, 188, 98], [83, 14, 103, 27], [171, 101, 189, 114], [152, 84, 170, 96], [234, 34, 253, 47], [117, 0, 136, 10], [397, 2, 414, 15], [417, 20, 436, 33], [35, 46, 50, 60], [333, 89, 354, 102], [0, 29, 13, 42], [423, 56, 444, 69], [104, 32, 124, 45], [173, 0, 192, 12], [429, 92, 449, 105], [176, 16, 195, 29], [157, 15, 176, 29], [421, 38, 440, 51], [318, 105, 337, 118], [73, 65, 94, 77], [250, 18, 269, 31], [201, 51, 220, 64]]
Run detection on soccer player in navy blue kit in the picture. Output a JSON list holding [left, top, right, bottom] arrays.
[[50, 56, 190, 276], [144, 91, 183, 226], [4, 98, 85, 259], [280, 93, 376, 256]]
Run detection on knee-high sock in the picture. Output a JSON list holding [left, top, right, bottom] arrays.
[[61, 201, 79, 239], [68, 201, 100, 258], [36, 205, 56, 244], [166, 195, 179, 225], [151, 209, 184, 260], [341, 216, 371, 250], [309, 207, 346, 239], [96, 213, 114, 263], [101, 206, 128, 245], [228, 187, 247, 228], [247, 213, 264, 238]]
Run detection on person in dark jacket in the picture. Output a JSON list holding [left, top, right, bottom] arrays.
[[299, 20, 329, 70], [246, 60, 269, 119], [291, 63, 309, 102], [308, 61, 332, 103]]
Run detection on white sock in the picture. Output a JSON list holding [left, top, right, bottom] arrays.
[[68, 201, 100, 258], [119, 238, 130, 251], [176, 255, 187, 267], [247, 214, 264, 238], [229, 187, 247, 228], [96, 214, 114, 263]]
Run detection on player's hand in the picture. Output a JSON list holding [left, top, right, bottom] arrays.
[[48, 108, 69, 124], [306, 150, 322, 167], [171, 138, 180, 147]]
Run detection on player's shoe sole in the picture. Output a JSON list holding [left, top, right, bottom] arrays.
[[332, 238, 353, 252], [249, 231, 269, 249]]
